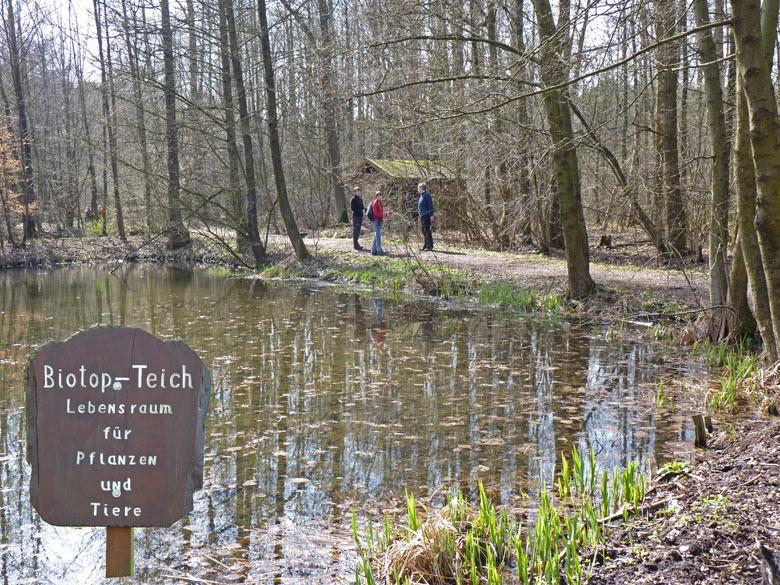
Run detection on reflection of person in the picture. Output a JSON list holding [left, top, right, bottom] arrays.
[[371, 298, 388, 346], [350, 187, 365, 250], [417, 182, 434, 251], [369, 192, 385, 256], [419, 310, 435, 355], [352, 293, 368, 342]]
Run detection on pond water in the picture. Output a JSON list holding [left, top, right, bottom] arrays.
[[0, 266, 704, 584]]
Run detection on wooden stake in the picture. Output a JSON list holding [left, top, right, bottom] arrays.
[[106, 527, 134, 577], [693, 414, 707, 448]]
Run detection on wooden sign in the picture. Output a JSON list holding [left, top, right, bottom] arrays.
[[25, 327, 210, 575]]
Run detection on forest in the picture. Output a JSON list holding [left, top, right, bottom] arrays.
[[2, 0, 780, 582], [0, 0, 778, 319]]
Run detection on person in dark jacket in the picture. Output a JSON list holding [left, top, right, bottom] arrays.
[[417, 182, 434, 251], [350, 187, 365, 250]]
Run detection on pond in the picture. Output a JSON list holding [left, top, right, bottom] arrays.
[[0, 266, 703, 583]]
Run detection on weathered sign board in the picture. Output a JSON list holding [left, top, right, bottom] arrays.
[[25, 327, 210, 575]]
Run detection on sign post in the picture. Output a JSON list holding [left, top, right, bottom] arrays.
[[25, 327, 210, 577]]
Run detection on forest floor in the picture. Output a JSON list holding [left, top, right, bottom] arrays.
[[589, 416, 780, 584]]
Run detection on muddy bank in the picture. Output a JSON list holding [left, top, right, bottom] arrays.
[[0, 235, 240, 269], [590, 417, 780, 584]]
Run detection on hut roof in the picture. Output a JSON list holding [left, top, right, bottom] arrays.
[[364, 159, 457, 180]]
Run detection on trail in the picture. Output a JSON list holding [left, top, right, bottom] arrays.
[[306, 235, 707, 308]]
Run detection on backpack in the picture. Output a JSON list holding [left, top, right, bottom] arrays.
[[367, 200, 376, 222]]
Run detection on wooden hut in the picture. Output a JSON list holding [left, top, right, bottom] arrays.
[[347, 159, 465, 229]]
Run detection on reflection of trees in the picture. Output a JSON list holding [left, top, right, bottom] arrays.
[[0, 268, 701, 582]]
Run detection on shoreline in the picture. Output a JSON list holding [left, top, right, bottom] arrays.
[[0, 233, 710, 331]]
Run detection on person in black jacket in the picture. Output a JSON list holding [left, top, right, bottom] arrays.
[[350, 187, 366, 250]]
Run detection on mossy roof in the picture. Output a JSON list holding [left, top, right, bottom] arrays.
[[365, 159, 457, 180]]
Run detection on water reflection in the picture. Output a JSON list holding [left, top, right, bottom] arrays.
[[0, 266, 700, 583]]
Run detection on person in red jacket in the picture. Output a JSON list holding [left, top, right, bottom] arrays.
[[369, 192, 385, 256]]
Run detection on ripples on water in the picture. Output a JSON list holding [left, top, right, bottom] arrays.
[[0, 266, 703, 583]]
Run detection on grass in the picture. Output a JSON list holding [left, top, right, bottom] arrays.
[[658, 461, 689, 478], [261, 263, 304, 279], [695, 339, 758, 411], [354, 448, 648, 585], [264, 250, 567, 314], [477, 282, 564, 313], [84, 219, 107, 237]]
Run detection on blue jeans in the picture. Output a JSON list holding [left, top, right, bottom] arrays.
[[372, 221, 383, 255]]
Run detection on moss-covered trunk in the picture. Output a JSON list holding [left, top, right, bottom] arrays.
[[732, 0, 780, 359], [532, 0, 594, 299]]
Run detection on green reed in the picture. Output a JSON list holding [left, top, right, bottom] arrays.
[[355, 452, 649, 585]]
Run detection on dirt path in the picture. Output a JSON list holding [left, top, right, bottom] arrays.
[[309, 236, 708, 309]]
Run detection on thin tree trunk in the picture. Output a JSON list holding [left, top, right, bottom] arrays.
[[316, 0, 347, 224], [257, 0, 309, 261], [160, 0, 191, 249], [514, 0, 532, 242], [95, 0, 125, 240], [4, 0, 36, 240], [656, 0, 687, 257], [186, 0, 199, 100], [120, 0, 153, 232], [225, 0, 265, 266], [692, 0, 729, 309], [218, 0, 244, 249]]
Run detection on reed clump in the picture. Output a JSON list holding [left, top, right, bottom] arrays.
[[354, 449, 648, 585], [695, 339, 759, 411]]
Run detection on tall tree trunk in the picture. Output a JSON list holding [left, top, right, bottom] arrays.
[[532, 0, 594, 298], [316, 0, 347, 224], [513, 0, 533, 243], [257, 0, 309, 261], [656, 0, 687, 257], [218, 0, 244, 249], [57, 33, 77, 228], [186, 0, 199, 100], [74, 57, 99, 222], [731, 0, 780, 359], [4, 0, 36, 240], [734, 73, 776, 358], [94, 0, 125, 240], [225, 0, 265, 266], [692, 0, 729, 309], [121, 0, 153, 232], [728, 237, 757, 339], [160, 0, 191, 249]]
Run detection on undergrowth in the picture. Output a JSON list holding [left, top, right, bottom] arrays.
[[354, 447, 647, 585], [695, 339, 757, 411]]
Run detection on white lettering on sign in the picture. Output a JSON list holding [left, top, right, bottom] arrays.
[[75, 451, 158, 466], [65, 399, 173, 415], [43, 363, 193, 392], [66, 399, 126, 414], [132, 364, 192, 389], [90, 502, 142, 518], [100, 478, 132, 498], [103, 426, 132, 440]]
